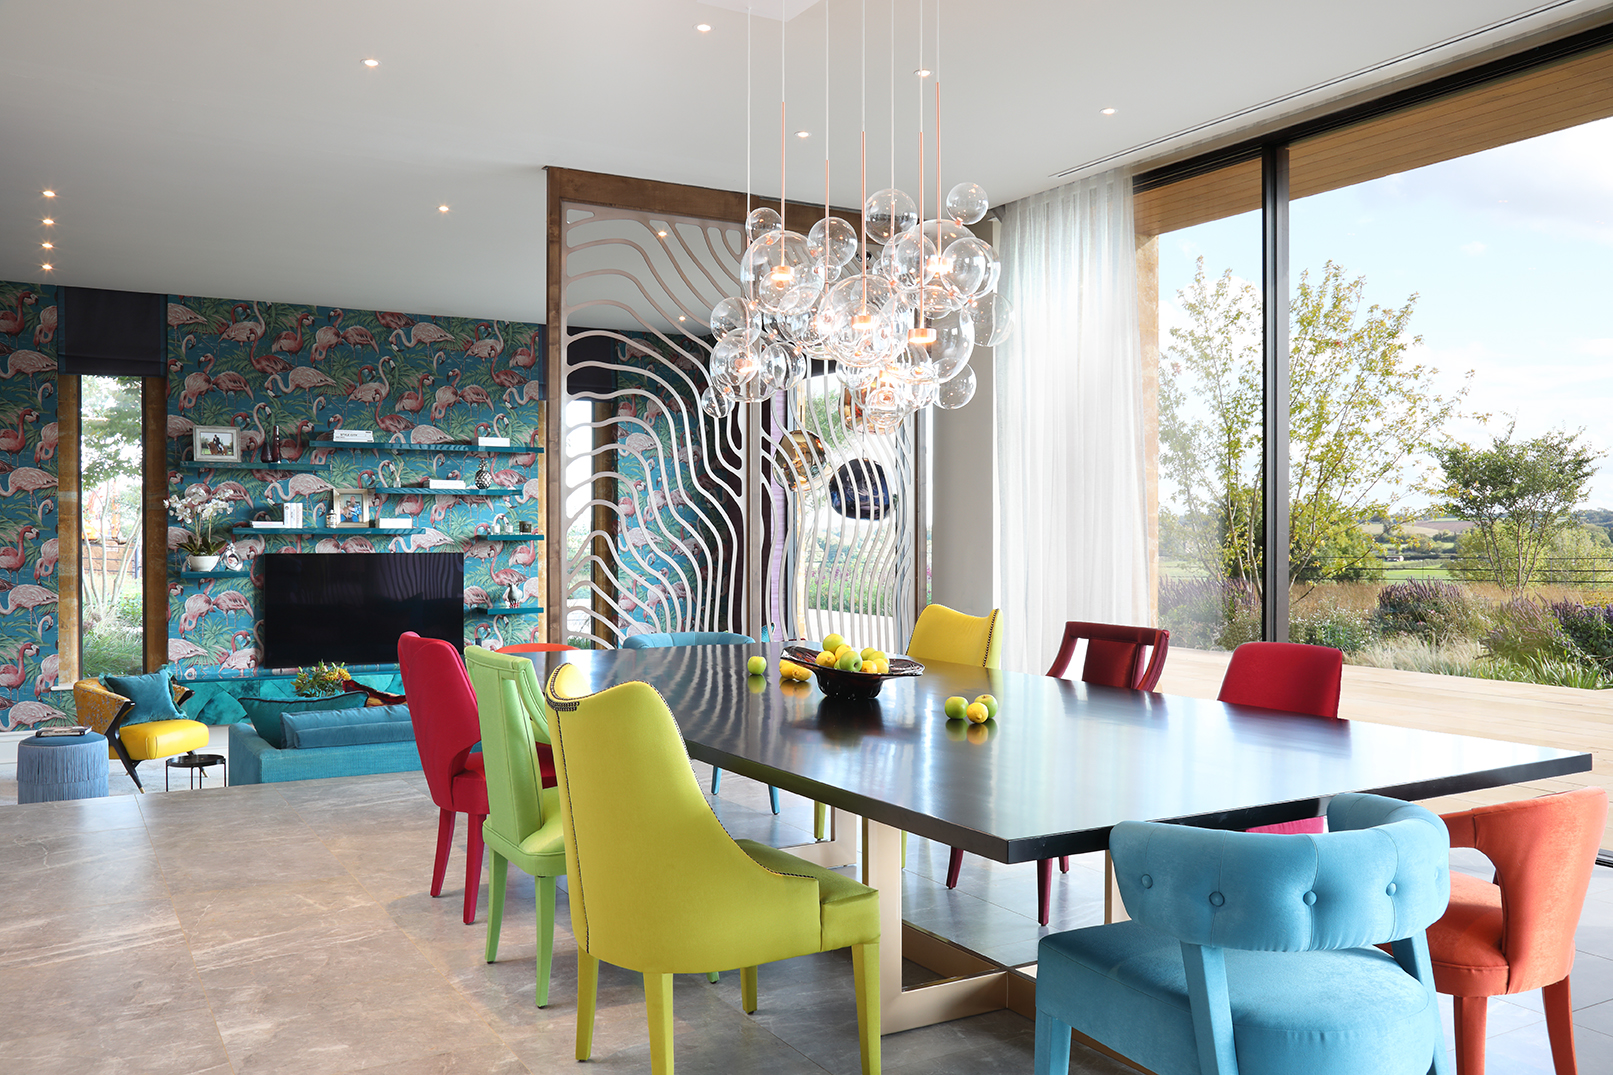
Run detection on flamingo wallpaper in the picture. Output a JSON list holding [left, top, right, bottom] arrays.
[[0, 282, 61, 732], [166, 296, 547, 677]]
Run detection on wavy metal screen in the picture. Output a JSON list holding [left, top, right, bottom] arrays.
[[558, 202, 917, 650]]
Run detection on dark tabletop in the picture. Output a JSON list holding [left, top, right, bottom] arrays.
[[531, 643, 1592, 863]]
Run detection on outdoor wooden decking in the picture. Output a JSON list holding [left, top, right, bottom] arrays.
[[1157, 648, 1613, 851]]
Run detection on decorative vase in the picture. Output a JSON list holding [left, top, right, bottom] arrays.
[[188, 554, 221, 571], [268, 424, 283, 463]]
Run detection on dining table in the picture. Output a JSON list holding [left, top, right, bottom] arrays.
[[527, 640, 1593, 1035]]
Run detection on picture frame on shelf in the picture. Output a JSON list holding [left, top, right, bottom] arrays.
[[193, 425, 241, 464], [331, 487, 372, 528]]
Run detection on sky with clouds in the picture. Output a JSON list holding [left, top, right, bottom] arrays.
[[1160, 113, 1613, 510]]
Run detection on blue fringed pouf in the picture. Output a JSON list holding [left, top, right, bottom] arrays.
[[17, 732, 109, 803]]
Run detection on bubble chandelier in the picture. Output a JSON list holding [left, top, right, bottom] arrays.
[[700, 0, 1014, 433]]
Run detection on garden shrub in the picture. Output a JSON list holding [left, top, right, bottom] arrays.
[[1373, 580, 1481, 645], [1550, 602, 1613, 671], [1159, 577, 1258, 650], [1291, 606, 1375, 653], [1481, 598, 1580, 669]]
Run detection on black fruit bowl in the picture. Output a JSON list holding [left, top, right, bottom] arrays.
[[783, 644, 924, 700]]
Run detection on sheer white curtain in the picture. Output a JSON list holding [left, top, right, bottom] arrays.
[[994, 168, 1150, 674]]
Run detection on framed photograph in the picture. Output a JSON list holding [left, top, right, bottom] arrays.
[[193, 425, 241, 464], [331, 487, 372, 529]]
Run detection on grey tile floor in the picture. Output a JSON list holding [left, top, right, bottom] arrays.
[[0, 760, 1609, 1074]]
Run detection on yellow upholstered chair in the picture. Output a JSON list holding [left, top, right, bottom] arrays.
[[543, 662, 881, 1075], [74, 673, 210, 792], [906, 603, 1002, 669], [463, 647, 568, 1007]]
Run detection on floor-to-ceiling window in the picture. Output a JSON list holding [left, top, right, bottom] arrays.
[[1139, 32, 1613, 690], [78, 375, 145, 678]]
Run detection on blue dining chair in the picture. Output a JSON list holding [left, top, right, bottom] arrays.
[[1034, 792, 1451, 1075], [619, 630, 780, 815]]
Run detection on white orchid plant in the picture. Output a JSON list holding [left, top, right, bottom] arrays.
[[165, 487, 235, 556]]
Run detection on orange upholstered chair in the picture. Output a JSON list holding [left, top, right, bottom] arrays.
[[1428, 788, 1607, 1075]]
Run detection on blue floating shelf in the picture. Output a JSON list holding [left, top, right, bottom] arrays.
[[178, 569, 253, 580], [309, 440, 543, 455], [467, 606, 546, 617], [231, 526, 427, 536], [180, 460, 327, 472], [364, 485, 520, 497], [477, 533, 545, 541]]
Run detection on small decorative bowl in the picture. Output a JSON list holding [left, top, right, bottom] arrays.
[[783, 644, 924, 700]]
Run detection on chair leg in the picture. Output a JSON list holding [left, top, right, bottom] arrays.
[[706, 971, 719, 984], [485, 851, 508, 963], [1059, 856, 1069, 873], [1034, 1009, 1071, 1075], [741, 965, 758, 1013], [946, 846, 963, 888], [768, 785, 780, 814], [535, 875, 556, 1008], [645, 971, 675, 1075], [711, 766, 722, 794], [1453, 995, 1488, 1075], [814, 801, 827, 840], [852, 941, 881, 1075], [431, 808, 455, 898], [1037, 858, 1053, 926], [1543, 977, 1578, 1075], [463, 813, 486, 925], [576, 951, 599, 1061]]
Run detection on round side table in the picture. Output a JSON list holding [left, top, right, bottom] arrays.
[[166, 751, 227, 791], [16, 732, 109, 804]]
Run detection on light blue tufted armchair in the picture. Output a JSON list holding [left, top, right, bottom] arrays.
[[1034, 793, 1451, 1075]]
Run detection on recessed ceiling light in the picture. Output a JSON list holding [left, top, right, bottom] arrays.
[[438, 205, 450, 213], [914, 68, 930, 78], [40, 263, 52, 271], [695, 23, 711, 32], [656, 229, 668, 237], [41, 242, 52, 250], [42, 190, 55, 198], [41, 218, 53, 226], [363, 58, 379, 67], [1100, 108, 1117, 115], [678, 315, 687, 321], [795, 130, 810, 139]]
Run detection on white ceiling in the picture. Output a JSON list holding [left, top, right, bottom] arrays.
[[0, 1, 1602, 322]]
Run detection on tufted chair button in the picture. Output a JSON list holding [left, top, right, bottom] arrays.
[[1139, 874, 1153, 889], [1303, 891, 1317, 906], [1385, 881, 1397, 896], [1208, 891, 1225, 907]]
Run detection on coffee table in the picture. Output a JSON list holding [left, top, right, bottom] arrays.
[[530, 643, 1592, 1034]]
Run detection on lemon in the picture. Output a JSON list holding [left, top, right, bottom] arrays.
[[816, 650, 836, 668], [746, 655, 767, 676], [966, 723, 990, 744], [834, 643, 854, 659], [974, 693, 999, 719], [943, 696, 967, 720], [873, 659, 890, 674], [965, 702, 989, 724], [823, 633, 845, 652]]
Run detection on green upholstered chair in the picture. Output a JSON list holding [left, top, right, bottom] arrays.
[[463, 647, 568, 1007], [543, 661, 881, 1075]]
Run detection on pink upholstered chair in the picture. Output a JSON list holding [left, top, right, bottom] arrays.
[[399, 633, 532, 925], [1219, 640, 1344, 835], [947, 621, 1171, 926]]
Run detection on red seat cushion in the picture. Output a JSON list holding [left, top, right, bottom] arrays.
[[449, 752, 490, 815], [1428, 872, 1508, 997]]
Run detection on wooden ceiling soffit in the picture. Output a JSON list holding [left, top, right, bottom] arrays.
[[544, 167, 859, 232]]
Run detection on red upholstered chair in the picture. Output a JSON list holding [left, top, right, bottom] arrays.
[[399, 633, 560, 925], [1216, 640, 1344, 836], [946, 621, 1171, 926], [1429, 788, 1607, 1075]]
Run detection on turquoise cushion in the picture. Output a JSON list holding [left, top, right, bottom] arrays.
[[282, 704, 413, 749], [103, 670, 183, 726], [241, 693, 363, 749], [1037, 922, 1439, 1075], [180, 682, 250, 726]]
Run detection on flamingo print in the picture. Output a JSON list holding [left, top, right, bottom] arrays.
[[0, 291, 36, 338], [179, 592, 215, 633], [389, 322, 455, 350], [462, 321, 505, 362], [168, 637, 210, 662], [345, 362, 390, 404], [265, 367, 339, 396], [33, 418, 57, 464], [0, 351, 55, 380], [509, 329, 541, 369], [0, 408, 38, 454], [0, 642, 39, 689], [220, 301, 268, 360], [180, 355, 215, 409], [312, 310, 344, 361], [376, 311, 414, 331], [431, 369, 462, 420], [270, 312, 314, 356], [7, 701, 68, 730], [32, 305, 57, 347], [167, 302, 206, 328], [399, 372, 433, 414], [0, 468, 56, 499], [34, 536, 57, 581], [341, 323, 380, 354], [33, 652, 58, 698], [0, 584, 56, 616]]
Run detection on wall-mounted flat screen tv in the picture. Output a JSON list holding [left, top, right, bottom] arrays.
[[261, 552, 464, 668]]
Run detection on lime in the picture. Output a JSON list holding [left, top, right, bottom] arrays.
[[746, 655, 767, 676], [823, 633, 846, 652], [943, 696, 968, 720], [835, 651, 863, 672], [974, 693, 999, 719]]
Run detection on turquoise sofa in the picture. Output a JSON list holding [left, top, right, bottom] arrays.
[[229, 720, 423, 784]]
